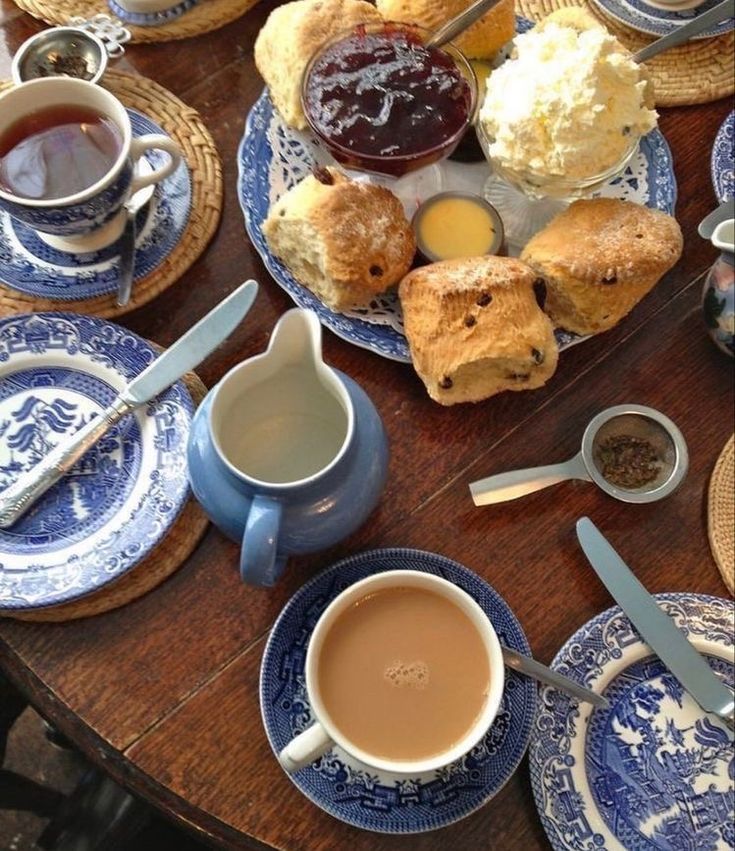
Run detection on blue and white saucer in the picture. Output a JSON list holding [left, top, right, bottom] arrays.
[[529, 593, 735, 851], [712, 111, 734, 203], [107, 0, 199, 26], [0, 312, 194, 611], [591, 0, 734, 38], [260, 548, 537, 833], [237, 18, 677, 363], [0, 110, 191, 302]]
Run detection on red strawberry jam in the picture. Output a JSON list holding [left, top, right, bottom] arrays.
[[302, 25, 475, 177]]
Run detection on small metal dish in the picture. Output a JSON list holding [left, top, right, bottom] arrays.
[[11, 27, 108, 85], [470, 404, 689, 506]]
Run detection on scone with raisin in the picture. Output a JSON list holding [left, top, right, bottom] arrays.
[[263, 167, 416, 312], [521, 198, 682, 335], [399, 256, 558, 405]]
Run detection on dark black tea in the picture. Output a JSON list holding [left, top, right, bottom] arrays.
[[0, 105, 123, 200]]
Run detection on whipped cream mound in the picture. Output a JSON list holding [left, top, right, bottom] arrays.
[[479, 21, 658, 181]]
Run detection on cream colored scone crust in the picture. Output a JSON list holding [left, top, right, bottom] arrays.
[[375, 0, 516, 60], [263, 167, 416, 312], [399, 256, 559, 405], [521, 198, 683, 336], [254, 0, 383, 130]]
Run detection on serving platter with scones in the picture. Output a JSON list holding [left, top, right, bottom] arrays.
[[238, 0, 682, 403]]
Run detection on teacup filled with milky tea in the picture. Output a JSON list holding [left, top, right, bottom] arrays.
[[278, 570, 505, 774]]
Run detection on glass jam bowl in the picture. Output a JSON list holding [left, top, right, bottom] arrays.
[[300, 22, 478, 179]]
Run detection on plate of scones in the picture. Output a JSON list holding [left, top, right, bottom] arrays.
[[239, 0, 682, 406]]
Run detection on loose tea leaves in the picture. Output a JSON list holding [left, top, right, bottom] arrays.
[[598, 434, 661, 489]]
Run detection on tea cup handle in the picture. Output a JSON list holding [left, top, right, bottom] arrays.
[[239, 495, 285, 586], [129, 134, 182, 193], [278, 722, 333, 773]]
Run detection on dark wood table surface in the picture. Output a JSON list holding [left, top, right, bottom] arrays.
[[0, 2, 733, 848]]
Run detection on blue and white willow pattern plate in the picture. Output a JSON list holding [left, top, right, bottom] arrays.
[[591, 0, 734, 39], [260, 548, 537, 833], [237, 18, 677, 362], [0, 110, 191, 301], [0, 313, 193, 610], [711, 111, 735, 203], [529, 593, 735, 851]]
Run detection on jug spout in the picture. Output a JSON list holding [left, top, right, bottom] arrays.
[[267, 308, 324, 371]]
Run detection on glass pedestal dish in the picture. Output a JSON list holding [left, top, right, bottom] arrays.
[[476, 120, 641, 250]]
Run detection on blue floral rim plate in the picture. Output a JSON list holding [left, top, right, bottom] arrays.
[[237, 18, 677, 363], [260, 547, 537, 833], [529, 592, 735, 851], [107, 0, 198, 26], [0, 312, 194, 610], [711, 111, 735, 203], [591, 0, 734, 39], [0, 110, 191, 302]]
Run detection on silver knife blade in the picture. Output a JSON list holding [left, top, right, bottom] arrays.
[[501, 645, 609, 708], [634, 0, 735, 63], [576, 517, 735, 721], [123, 280, 258, 405], [699, 199, 735, 240], [0, 280, 259, 528]]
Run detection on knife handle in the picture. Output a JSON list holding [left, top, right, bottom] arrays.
[[0, 397, 135, 529]]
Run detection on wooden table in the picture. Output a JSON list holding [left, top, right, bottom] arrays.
[[0, 3, 733, 848]]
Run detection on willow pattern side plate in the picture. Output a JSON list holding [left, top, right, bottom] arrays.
[[237, 17, 677, 362], [0, 313, 193, 610], [711, 111, 735, 203], [0, 110, 191, 301], [529, 593, 735, 851], [260, 548, 537, 833]]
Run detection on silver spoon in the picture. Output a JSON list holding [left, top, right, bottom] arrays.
[[502, 645, 608, 707], [470, 404, 688, 506], [425, 0, 507, 48]]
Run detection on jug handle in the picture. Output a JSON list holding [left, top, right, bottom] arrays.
[[240, 495, 285, 586]]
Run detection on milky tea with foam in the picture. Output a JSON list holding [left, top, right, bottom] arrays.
[[316, 586, 491, 762]]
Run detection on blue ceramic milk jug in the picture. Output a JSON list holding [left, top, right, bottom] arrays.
[[187, 309, 389, 585]]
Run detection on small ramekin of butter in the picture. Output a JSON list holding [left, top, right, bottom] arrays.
[[412, 192, 505, 263]]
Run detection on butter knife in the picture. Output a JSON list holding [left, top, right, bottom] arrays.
[[0, 280, 259, 529], [576, 517, 735, 725], [633, 0, 735, 63], [116, 203, 137, 307], [501, 645, 609, 708]]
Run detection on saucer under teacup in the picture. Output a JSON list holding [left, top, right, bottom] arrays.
[[108, 0, 199, 26], [259, 548, 537, 833], [0, 109, 191, 301], [591, 0, 734, 39]]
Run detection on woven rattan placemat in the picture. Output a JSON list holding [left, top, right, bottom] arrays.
[[13, 0, 260, 42], [0, 69, 222, 319], [516, 0, 734, 107], [4, 367, 210, 623], [708, 434, 734, 595]]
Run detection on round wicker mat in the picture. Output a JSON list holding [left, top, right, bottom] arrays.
[[708, 434, 734, 595], [13, 0, 260, 42], [4, 368, 210, 623], [0, 69, 222, 319], [516, 0, 734, 107]]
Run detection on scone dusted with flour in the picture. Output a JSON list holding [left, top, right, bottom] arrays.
[[521, 199, 683, 336], [254, 0, 383, 130], [263, 167, 416, 312], [399, 257, 559, 405]]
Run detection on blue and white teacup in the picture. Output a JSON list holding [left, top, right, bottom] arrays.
[[0, 77, 182, 252], [108, 0, 199, 26]]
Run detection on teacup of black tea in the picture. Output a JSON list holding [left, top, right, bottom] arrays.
[[0, 77, 182, 251]]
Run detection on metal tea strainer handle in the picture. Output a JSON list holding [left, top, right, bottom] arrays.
[[470, 455, 590, 506]]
